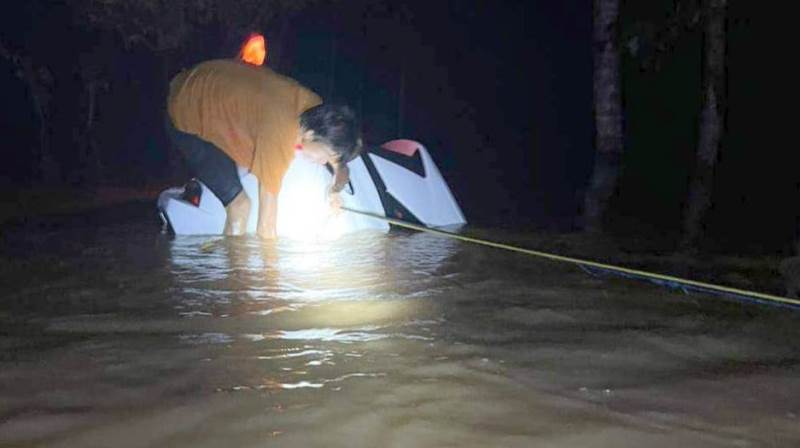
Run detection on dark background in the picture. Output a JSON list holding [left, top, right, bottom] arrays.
[[0, 0, 796, 254]]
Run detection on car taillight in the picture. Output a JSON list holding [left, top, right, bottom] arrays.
[[181, 179, 202, 207]]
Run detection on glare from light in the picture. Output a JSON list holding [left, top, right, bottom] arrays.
[[276, 155, 346, 243]]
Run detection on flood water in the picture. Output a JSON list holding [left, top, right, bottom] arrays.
[[2, 203, 800, 447]]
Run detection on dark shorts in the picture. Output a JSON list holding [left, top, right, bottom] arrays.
[[165, 116, 243, 207]]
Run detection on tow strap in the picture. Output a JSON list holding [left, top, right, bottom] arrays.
[[343, 206, 799, 310]]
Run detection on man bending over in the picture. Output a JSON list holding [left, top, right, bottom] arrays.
[[166, 58, 361, 239]]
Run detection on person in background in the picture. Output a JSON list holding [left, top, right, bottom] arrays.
[[165, 34, 361, 239]]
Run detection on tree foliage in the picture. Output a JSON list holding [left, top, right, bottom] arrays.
[[78, 0, 320, 52], [1, 39, 60, 183], [623, 0, 703, 72], [74, 0, 328, 183]]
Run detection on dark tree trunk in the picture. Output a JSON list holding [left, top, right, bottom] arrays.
[[583, 0, 623, 233], [328, 34, 337, 99], [398, 55, 406, 138], [680, 0, 727, 253], [795, 209, 800, 256], [160, 50, 184, 183], [79, 80, 102, 184], [266, 15, 291, 73], [21, 61, 59, 184], [357, 55, 365, 126]]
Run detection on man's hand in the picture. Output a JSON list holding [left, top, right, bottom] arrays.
[[328, 191, 343, 216]]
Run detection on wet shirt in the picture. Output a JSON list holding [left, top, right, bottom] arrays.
[[167, 59, 322, 194]]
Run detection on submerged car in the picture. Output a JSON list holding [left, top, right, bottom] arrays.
[[158, 139, 466, 240]]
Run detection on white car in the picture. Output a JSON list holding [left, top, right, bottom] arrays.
[[157, 139, 466, 240]]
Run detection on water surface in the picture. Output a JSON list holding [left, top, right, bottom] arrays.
[[2, 204, 799, 447]]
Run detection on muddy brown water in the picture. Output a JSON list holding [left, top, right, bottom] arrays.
[[1, 203, 800, 447]]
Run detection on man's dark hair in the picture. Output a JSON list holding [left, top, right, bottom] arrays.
[[299, 104, 362, 164]]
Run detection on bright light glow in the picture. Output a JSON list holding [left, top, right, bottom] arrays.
[[276, 153, 346, 243], [239, 33, 266, 66]]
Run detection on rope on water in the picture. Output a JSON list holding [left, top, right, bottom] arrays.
[[343, 206, 800, 309]]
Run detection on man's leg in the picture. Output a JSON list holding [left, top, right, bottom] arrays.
[[224, 191, 251, 236], [165, 119, 250, 235]]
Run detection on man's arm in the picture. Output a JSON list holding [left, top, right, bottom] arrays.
[[257, 184, 279, 239], [327, 163, 350, 215], [330, 163, 350, 193]]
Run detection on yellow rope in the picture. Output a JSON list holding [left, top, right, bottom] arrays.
[[343, 207, 800, 308]]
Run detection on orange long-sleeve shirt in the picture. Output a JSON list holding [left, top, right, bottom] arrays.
[[167, 59, 322, 194]]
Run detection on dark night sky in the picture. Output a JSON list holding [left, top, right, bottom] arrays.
[[0, 0, 796, 253]]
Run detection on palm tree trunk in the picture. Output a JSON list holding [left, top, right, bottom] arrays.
[[680, 0, 727, 252], [583, 0, 623, 233]]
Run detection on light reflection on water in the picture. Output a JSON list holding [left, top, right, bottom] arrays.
[[162, 231, 459, 404], [2, 216, 800, 447]]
